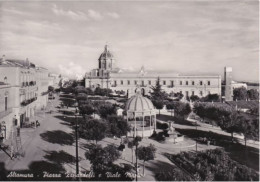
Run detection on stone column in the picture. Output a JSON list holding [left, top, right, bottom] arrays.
[[149, 114, 152, 135], [142, 113, 144, 138], [134, 112, 137, 137]]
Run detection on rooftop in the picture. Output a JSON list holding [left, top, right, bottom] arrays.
[[0, 55, 35, 68]]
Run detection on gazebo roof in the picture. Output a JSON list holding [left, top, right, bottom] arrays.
[[125, 89, 155, 113]]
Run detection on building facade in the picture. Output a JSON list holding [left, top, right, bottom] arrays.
[[0, 83, 13, 141], [0, 55, 52, 131], [35, 67, 50, 110], [85, 45, 222, 98]]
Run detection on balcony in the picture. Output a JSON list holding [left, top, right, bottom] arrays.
[[20, 97, 37, 107], [168, 85, 174, 88], [29, 81, 36, 86], [0, 108, 12, 119], [41, 91, 49, 96]]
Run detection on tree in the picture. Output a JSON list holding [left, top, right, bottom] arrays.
[[193, 102, 207, 121], [136, 144, 156, 176], [233, 87, 247, 101], [249, 104, 259, 115], [190, 95, 200, 102], [174, 92, 184, 100], [76, 93, 88, 104], [152, 99, 164, 115], [218, 111, 240, 142], [247, 89, 259, 100], [106, 115, 131, 138], [74, 86, 86, 95], [79, 118, 107, 143], [166, 102, 175, 116], [94, 87, 112, 96], [168, 148, 259, 181], [150, 77, 168, 100], [85, 144, 120, 173], [97, 102, 117, 118], [61, 98, 76, 108], [155, 168, 192, 181], [71, 80, 78, 88], [236, 115, 258, 147], [173, 102, 191, 120], [200, 94, 220, 102], [78, 101, 95, 117]]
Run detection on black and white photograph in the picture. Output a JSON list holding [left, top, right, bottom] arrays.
[[0, 0, 259, 181]]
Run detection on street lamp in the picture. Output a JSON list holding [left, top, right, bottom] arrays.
[[196, 120, 197, 152], [75, 107, 79, 176]]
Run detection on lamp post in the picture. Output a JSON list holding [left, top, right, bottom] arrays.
[[75, 108, 79, 176], [1, 121, 6, 139], [196, 120, 197, 152]]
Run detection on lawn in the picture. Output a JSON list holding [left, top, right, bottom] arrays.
[[175, 128, 259, 171], [227, 100, 259, 109]]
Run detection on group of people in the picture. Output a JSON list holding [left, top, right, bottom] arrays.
[[31, 120, 40, 128]]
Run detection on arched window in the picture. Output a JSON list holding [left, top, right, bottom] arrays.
[[4, 76, 7, 83]]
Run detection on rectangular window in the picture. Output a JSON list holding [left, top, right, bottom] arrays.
[[208, 81, 210, 85], [121, 80, 123, 85], [180, 81, 182, 85], [127, 80, 130, 85], [192, 91, 195, 96], [142, 80, 144, 86], [134, 80, 137, 85], [180, 91, 182, 94], [163, 80, 166, 85], [200, 91, 203, 96], [5, 97, 7, 111], [200, 81, 203, 85], [148, 80, 151, 85], [186, 81, 188, 85], [171, 81, 174, 87], [192, 81, 195, 85], [114, 80, 117, 85], [186, 91, 189, 97]]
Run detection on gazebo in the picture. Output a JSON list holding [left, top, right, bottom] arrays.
[[125, 87, 157, 138]]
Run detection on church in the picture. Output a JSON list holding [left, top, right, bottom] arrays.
[[85, 45, 222, 98]]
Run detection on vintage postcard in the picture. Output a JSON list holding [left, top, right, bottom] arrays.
[[0, 0, 259, 181]]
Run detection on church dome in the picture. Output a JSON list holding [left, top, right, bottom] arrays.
[[125, 89, 154, 112], [99, 45, 113, 60]]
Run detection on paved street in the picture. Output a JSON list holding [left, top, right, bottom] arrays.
[[1, 96, 78, 179]]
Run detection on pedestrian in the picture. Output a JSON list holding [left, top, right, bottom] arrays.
[[36, 120, 40, 127]]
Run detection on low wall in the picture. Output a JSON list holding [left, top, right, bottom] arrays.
[[128, 128, 156, 137]]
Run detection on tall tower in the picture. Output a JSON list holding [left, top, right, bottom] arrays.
[[224, 67, 233, 101]]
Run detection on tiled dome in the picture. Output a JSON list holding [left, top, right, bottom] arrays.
[[125, 90, 154, 112], [99, 45, 113, 60]]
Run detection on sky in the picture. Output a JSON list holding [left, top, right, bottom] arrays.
[[0, 0, 259, 82]]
